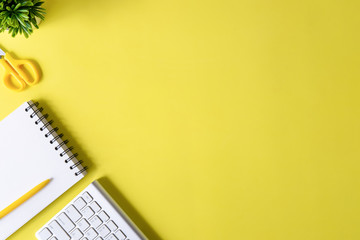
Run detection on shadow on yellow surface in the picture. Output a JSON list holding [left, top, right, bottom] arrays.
[[98, 176, 162, 240]]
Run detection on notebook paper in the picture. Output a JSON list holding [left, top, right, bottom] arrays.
[[0, 101, 87, 239]]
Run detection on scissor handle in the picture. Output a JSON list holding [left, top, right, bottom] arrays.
[[0, 58, 27, 91], [5, 53, 40, 86]]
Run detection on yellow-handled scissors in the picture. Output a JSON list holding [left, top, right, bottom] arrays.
[[0, 48, 40, 92]]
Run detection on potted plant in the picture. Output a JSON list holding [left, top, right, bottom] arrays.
[[0, 0, 45, 38]]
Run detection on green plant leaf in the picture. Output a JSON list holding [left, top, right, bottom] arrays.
[[0, 0, 45, 37], [14, 3, 21, 10]]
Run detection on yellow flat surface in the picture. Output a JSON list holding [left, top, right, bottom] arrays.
[[1, 0, 360, 239]]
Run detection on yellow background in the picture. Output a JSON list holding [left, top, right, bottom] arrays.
[[1, 0, 360, 239]]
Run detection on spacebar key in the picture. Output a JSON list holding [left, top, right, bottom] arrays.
[[48, 220, 71, 240]]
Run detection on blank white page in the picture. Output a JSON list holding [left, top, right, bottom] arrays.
[[0, 101, 87, 239]]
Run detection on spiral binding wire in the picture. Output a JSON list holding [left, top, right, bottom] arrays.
[[25, 101, 88, 176]]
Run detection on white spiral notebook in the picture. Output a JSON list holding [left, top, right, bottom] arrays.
[[0, 101, 87, 240]]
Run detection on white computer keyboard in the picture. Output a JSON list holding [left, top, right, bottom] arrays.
[[36, 181, 147, 240]]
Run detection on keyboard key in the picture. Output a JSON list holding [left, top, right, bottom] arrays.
[[98, 211, 110, 222], [89, 215, 103, 228], [106, 234, 118, 240], [107, 220, 118, 232], [70, 228, 84, 240], [82, 191, 93, 203], [115, 230, 126, 240], [90, 201, 102, 212], [57, 212, 75, 232], [74, 197, 87, 210], [36, 182, 146, 240], [48, 220, 70, 240], [38, 227, 52, 240], [78, 218, 90, 232], [84, 227, 98, 240], [83, 206, 95, 218], [98, 224, 111, 238], [65, 205, 82, 222]]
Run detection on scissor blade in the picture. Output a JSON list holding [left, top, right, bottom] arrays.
[[0, 48, 4, 58]]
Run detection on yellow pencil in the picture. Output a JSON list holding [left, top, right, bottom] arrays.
[[0, 179, 51, 219]]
